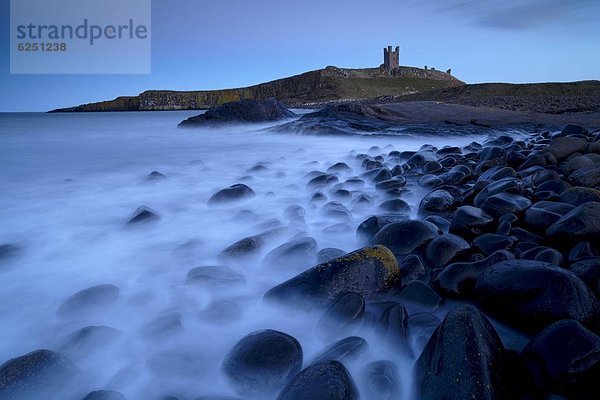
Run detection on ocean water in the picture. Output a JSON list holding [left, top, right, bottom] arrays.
[[0, 111, 498, 400]]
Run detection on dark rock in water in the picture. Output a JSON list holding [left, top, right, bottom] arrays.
[[418, 189, 455, 216], [424, 215, 451, 233], [569, 258, 600, 296], [418, 174, 444, 189], [547, 202, 600, 245], [283, 205, 306, 220], [126, 206, 160, 225], [377, 199, 410, 214], [179, 98, 296, 126], [265, 246, 400, 308], [525, 247, 564, 265], [147, 171, 166, 180], [557, 124, 589, 137], [473, 177, 524, 208], [276, 360, 358, 400], [59, 326, 121, 360], [410, 312, 441, 350], [397, 281, 441, 312], [537, 179, 571, 194], [360, 360, 401, 400], [426, 234, 469, 268], [568, 241, 596, 262], [356, 214, 407, 245], [185, 266, 246, 287], [0, 349, 79, 399], [307, 174, 339, 189], [372, 220, 439, 256], [199, 300, 243, 324], [399, 254, 427, 283], [222, 329, 302, 396], [263, 237, 317, 269], [569, 164, 600, 187], [208, 184, 256, 205], [481, 192, 532, 218], [521, 319, 600, 399], [0, 244, 21, 262], [321, 201, 351, 221], [524, 201, 575, 232], [327, 162, 352, 174], [219, 228, 286, 259], [414, 306, 507, 400], [316, 248, 346, 264], [474, 260, 600, 333], [472, 233, 515, 255], [57, 284, 119, 318], [311, 336, 368, 364], [449, 206, 494, 239], [82, 390, 126, 400], [546, 136, 588, 160], [376, 303, 412, 356], [143, 312, 183, 338], [317, 293, 365, 339], [423, 161, 443, 174], [434, 250, 515, 298], [560, 187, 600, 206]]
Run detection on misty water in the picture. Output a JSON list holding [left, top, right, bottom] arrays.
[[0, 111, 516, 399]]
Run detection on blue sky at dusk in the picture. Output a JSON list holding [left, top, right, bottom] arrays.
[[0, 0, 599, 112]]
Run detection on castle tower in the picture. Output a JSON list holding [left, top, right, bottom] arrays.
[[383, 45, 400, 72]]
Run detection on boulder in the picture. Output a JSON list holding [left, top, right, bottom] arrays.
[[560, 187, 600, 206], [414, 306, 507, 400], [426, 234, 469, 268], [311, 337, 368, 364], [399, 254, 427, 283], [316, 293, 365, 339], [59, 326, 122, 360], [472, 233, 515, 255], [377, 199, 410, 214], [0, 349, 79, 399], [547, 202, 600, 244], [356, 214, 407, 245], [474, 260, 600, 332], [449, 206, 494, 239], [546, 136, 588, 160], [569, 258, 600, 296], [359, 360, 401, 400], [372, 220, 439, 256], [57, 284, 119, 318], [262, 237, 317, 269], [418, 190, 455, 216], [179, 98, 296, 126], [222, 330, 302, 396], [557, 124, 589, 137], [397, 281, 441, 311], [185, 266, 246, 287], [276, 361, 358, 400], [376, 303, 411, 355], [126, 206, 160, 225], [481, 192, 532, 219], [521, 320, 600, 399], [569, 164, 600, 187], [316, 248, 346, 264], [265, 246, 399, 307], [208, 184, 256, 205]]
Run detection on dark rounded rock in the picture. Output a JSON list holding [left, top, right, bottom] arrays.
[[560, 187, 600, 206], [569, 258, 600, 296], [311, 336, 368, 364], [375, 177, 406, 192], [147, 171, 166, 180], [283, 205, 306, 220], [376, 303, 411, 355], [561, 155, 594, 175], [265, 246, 400, 307], [126, 206, 160, 225], [316, 248, 346, 264], [546, 136, 588, 160], [370, 168, 392, 183], [377, 199, 410, 214], [82, 390, 126, 400], [449, 206, 494, 239], [316, 294, 365, 339], [185, 266, 245, 287], [414, 306, 507, 400], [423, 215, 450, 232], [547, 202, 600, 245], [481, 192, 532, 219], [263, 237, 318, 269], [356, 214, 407, 245], [359, 360, 401, 400], [321, 201, 351, 221], [473, 177, 524, 208], [307, 174, 339, 189], [58, 284, 119, 318], [426, 234, 469, 267], [569, 164, 600, 187], [524, 201, 575, 232], [537, 179, 571, 194], [418, 190, 455, 216], [474, 260, 600, 333], [557, 124, 589, 137], [398, 281, 441, 311], [373, 220, 439, 256], [472, 233, 515, 255], [521, 319, 600, 399], [423, 161, 443, 174], [327, 162, 352, 174], [437, 170, 466, 185], [418, 174, 444, 189], [0, 349, 79, 399], [276, 361, 358, 400], [219, 235, 264, 259], [222, 329, 302, 396], [179, 98, 296, 126], [208, 184, 256, 205], [399, 254, 427, 283], [568, 241, 596, 262], [480, 146, 506, 162], [59, 326, 121, 360]]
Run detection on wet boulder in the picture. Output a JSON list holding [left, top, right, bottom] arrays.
[[397, 281, 441, 312], [0, 349, 79, 399], [185, 266, 246, 287], [449, 206, 494, 240], [276, 361, 358, 400], [521, 319, 600, 399], [307, 174, 339, 189], [524, 201, 575, 232], [376, 303, 411, 355], [208, 184, 256, 205], [222, 330, 302, 396], [356, 214, 408, 245], [569, 258, 600, 296], [546, 136, 588, 160], [474, 260, 600, 333], [82, 390, 126, 400], [425, 234, 469, 268], [557, 124, 589, 137], [481, 192, 532, 219], [265, 246, 400, 308], [414, 306, 507, 400], [377, 199, 410, 214], [320, 202, 351, 221], [147, 171, 166, 181], [126, 206, 160, 225], [262, 237, 318, 269], [472, 233, 515, 255], [560, 187, 600, 206], [57, 284, 119, 318], [359, 360, 401, 400], [311, 336, 368, 364], [180, 98, 296, 126], [316, 248, 346, 264], [547, 202, 600, 245], [372, 220, 439, 257], [316, 293, 365, 340], [569, 164, 600, 187], [399, 254, 427, 283], [418, 189, 455, 216]]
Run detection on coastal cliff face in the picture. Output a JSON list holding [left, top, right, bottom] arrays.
[[50, 66, 464, 112]]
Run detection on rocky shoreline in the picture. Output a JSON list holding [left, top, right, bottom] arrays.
[[1, 120, 600, 399]]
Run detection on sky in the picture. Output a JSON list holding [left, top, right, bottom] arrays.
[[0, 0, 599, 112]]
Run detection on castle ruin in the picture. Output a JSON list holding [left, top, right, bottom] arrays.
[[383, 45, 400, 72]]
